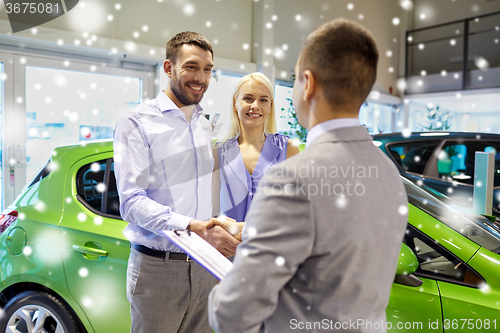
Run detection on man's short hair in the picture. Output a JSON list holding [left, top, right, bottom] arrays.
[[298, 19, 378, 107], [166, 31, 214, 63]]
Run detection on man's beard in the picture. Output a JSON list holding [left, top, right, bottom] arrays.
[[170, 71, 205, 106]]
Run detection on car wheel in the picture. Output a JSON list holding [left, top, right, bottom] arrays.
[[0, 291, 83, 333]]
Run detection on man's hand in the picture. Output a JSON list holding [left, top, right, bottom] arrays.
[[190, 218, 241, 257], [212, 216, 244, 241]]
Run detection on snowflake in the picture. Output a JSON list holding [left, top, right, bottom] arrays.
[[183, 4, 195, 16], [275, 256, 285, 266], [246, 226, 257, 237], [337, 195, 347, 208], [81, 296, 93, 308], [77, 212, 87, 222], [79, 267, 89, 277], [23, 246, 33, 256]]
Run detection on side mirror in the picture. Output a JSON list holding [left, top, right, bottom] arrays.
[[395, 243, 418, 275], [394, 243, 423, 287]]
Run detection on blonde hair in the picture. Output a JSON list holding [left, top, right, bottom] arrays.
[[219, 72, 277, 144]]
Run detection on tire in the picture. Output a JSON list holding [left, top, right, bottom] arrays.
[[0, 291, 83, 333]]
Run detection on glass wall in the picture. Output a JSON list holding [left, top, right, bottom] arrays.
[[467, 14, 500, 89], [25, 67, 143, 184], [406, 11, 500, 94], [274, 84, 294, 134], [406, 22, 464, 94], [200, 73, 242, 142], [275, 84, 400, 138], [359, 102, 398, 134], [406, 102, 500, 134]]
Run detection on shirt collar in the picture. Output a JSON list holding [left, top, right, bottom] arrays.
[[306, 118, 360, 147], [156, 91, 204, 115]]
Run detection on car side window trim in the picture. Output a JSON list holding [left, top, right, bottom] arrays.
[[422, 139, 446, 179], [100, 159, 113, 214], [76, 158, 122, 220], [76, 195, 122, 220], [405, 224, 485, 289]]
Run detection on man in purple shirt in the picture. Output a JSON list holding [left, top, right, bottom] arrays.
[[114, 31, 239, 333]]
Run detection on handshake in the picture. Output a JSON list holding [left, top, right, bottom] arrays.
[[189, 216, 245, 257], [211, 216, 243, 241]]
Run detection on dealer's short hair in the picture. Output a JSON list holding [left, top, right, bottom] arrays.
[[298, 19, 378, 107], [166, 31, 214, 63]]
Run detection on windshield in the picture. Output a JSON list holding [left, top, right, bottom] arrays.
[[402, 177, 500, 253]]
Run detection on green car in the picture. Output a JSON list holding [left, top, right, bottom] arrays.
[[0, 140, 500, 333]]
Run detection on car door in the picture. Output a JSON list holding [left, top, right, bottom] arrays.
[[438, 245, 500, 333], [439, 281, 500, 332], [387, 224, 443, 332], [388, 278, 442, 331], [60, 154, 131, 333], [400, 224, 493, 333]]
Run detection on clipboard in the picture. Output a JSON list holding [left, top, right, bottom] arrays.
[[162, 229, 234, 280]]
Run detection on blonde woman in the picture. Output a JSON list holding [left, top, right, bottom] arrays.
[[212, 72, 300, 228]]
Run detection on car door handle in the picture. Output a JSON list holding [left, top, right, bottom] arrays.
[[72, 245, 108, 257]]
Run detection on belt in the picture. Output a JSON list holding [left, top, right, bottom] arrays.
[[131, 243, 191, 261]]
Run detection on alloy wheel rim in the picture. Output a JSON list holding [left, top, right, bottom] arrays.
[[6, 305, 65, 333]]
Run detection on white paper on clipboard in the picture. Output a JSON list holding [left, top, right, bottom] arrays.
[[162, 230, 234, 280]]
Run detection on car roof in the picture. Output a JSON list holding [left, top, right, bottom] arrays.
[[373, 132, 500, 141], [51, 139, 114, 165]]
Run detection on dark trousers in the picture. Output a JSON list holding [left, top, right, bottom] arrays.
[[127, 247, 217, 333]]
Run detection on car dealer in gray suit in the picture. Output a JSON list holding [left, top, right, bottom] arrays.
[[208, 19, 408, 333]]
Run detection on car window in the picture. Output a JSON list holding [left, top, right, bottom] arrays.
[[405, 224, 483, 287], [76, 159, 121, 219], [388, 141, 440, 175], [435, 141, 500, 186]]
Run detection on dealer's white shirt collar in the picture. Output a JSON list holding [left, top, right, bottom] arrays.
[[306, 118, 360, 147]]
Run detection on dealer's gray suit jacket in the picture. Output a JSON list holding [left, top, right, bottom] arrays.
[[208, 126, 408, 333]]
